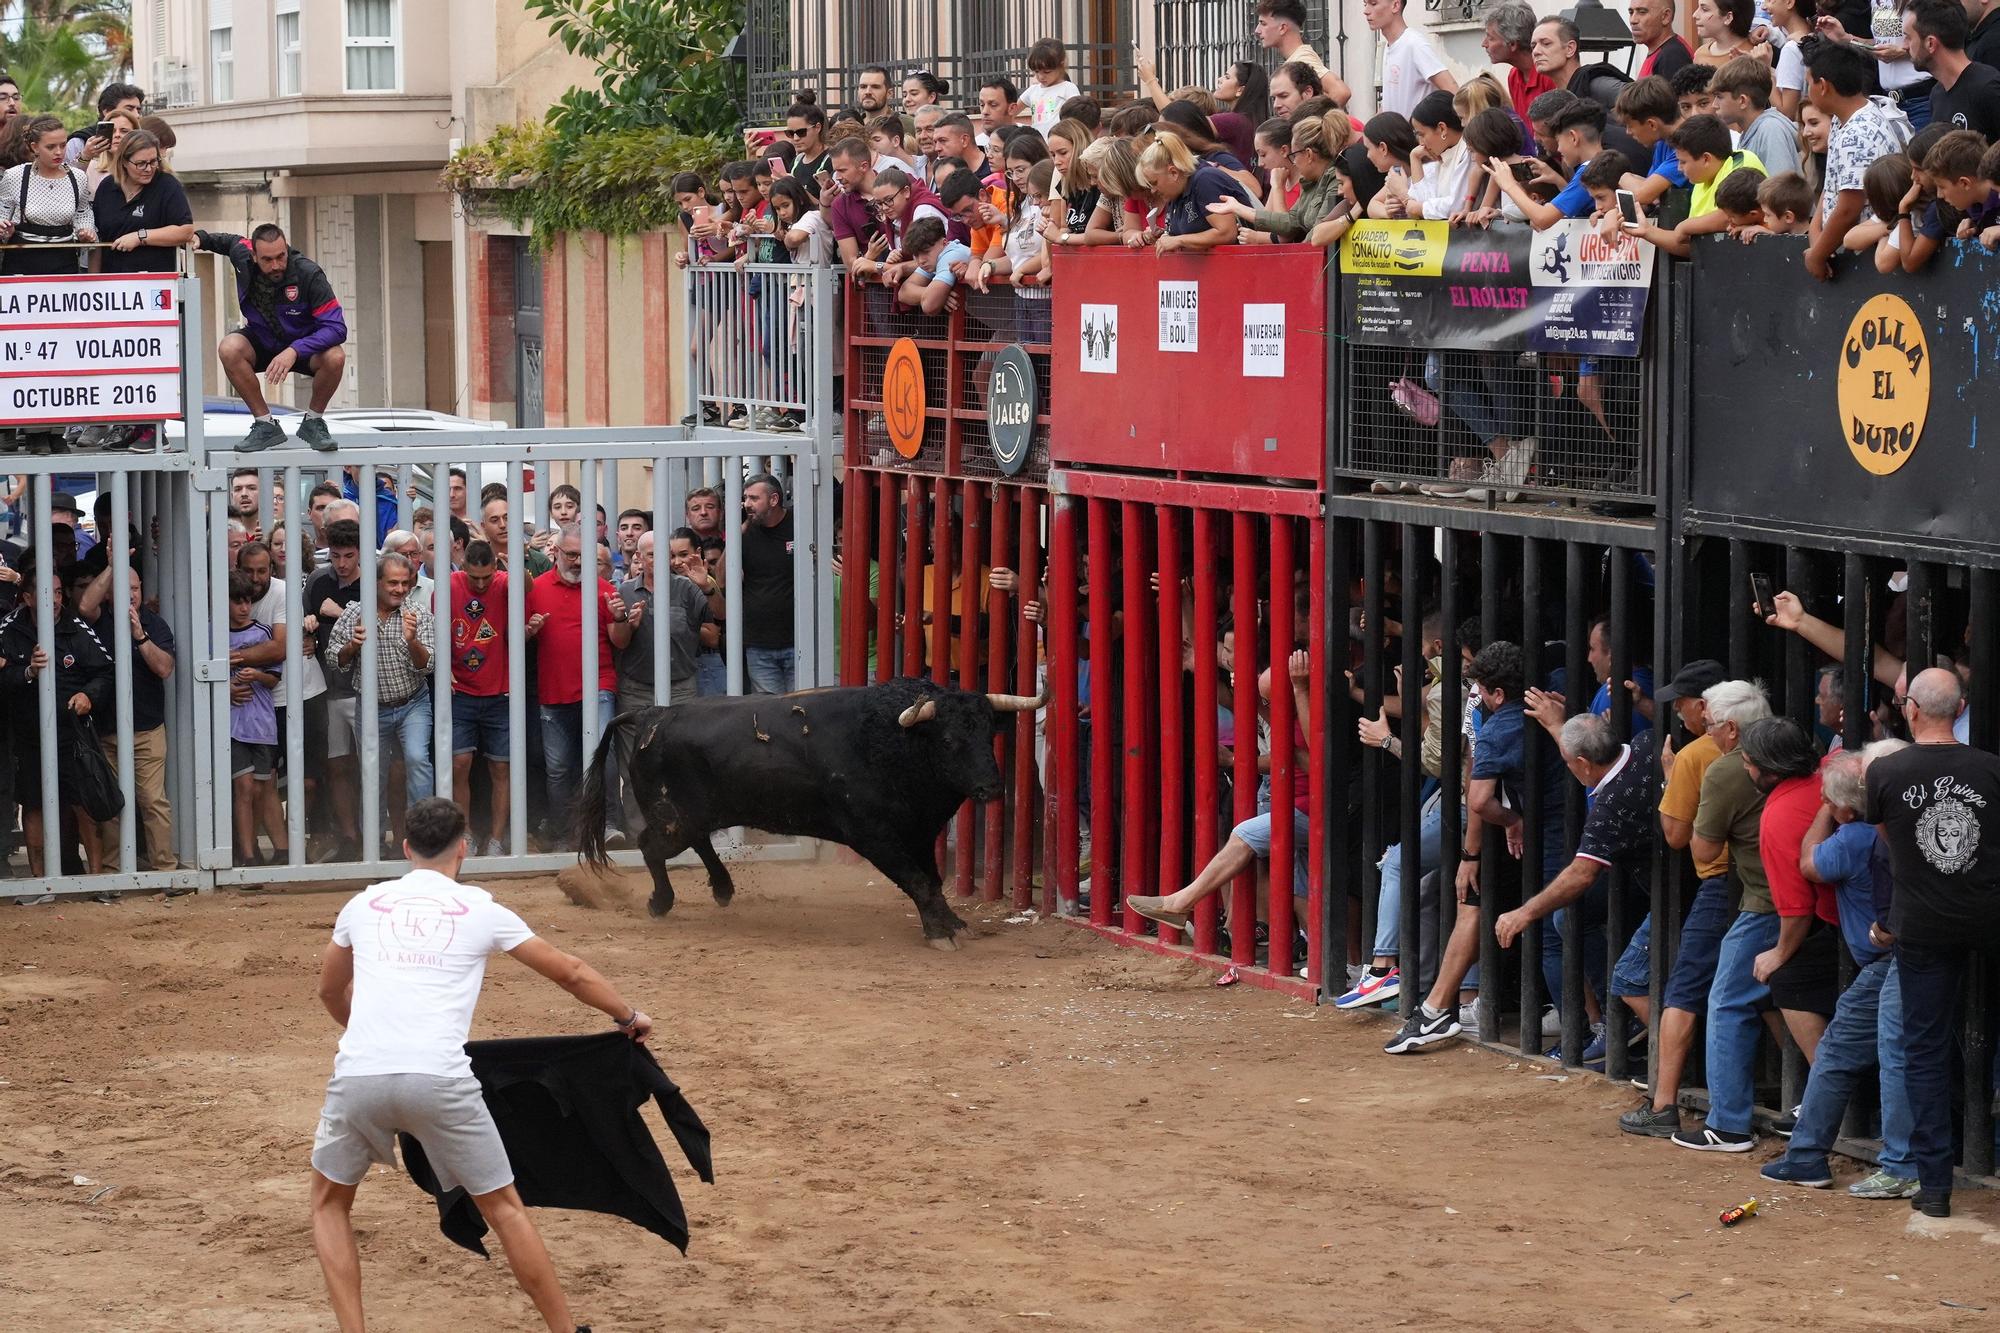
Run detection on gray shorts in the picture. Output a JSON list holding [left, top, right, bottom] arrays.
[[311, 1073, 513, 1196]]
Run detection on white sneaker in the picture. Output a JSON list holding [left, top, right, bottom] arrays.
[[1495, 437, 1537, 499], [1459, 996, 1485, 1033], [1541, 1006, 1563, 1038]]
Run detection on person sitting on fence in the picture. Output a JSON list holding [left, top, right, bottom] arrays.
[[226, 569, 287, 867], [194, 223, 348, 453], [1488, 713, 1660, 1067], [1257, 0, 1353, 105], [0, 551, 115, 880], [327, 552, 437, 851], [1669, 710, 1796, 1152], [1125, 651, 1313, 963], [895, 215, 974, 315], [1760, 740, 1923, 1198]]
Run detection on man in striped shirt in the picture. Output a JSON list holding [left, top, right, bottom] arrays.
[[326, 553, 436, 844]]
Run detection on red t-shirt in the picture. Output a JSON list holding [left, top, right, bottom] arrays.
[[449, 569, 510, 696], [525, 570, 621, 705], [1509, 66, 1558, 127], [1763, 772, 1838, 924]]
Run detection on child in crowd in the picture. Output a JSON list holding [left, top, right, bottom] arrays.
[[1711, 166, 1768, 236], [1008, 159, 1056, 341], [1980, 142, 2000, 248], [1671, 62, 1716, 119], [1886, 124, 1959, 270], [1021, 39, 1082, 134], [1708, 57, 1800, 176], [1613, 76, 1688, 212], [1624, 114, 1763, 255], [895, 215, 973, 314], [1751, 170, 1815, 237], [1925, 130, 2000, 242], [227, 570, 286, 867]]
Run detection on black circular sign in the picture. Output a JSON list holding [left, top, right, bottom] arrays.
[[986, 344, 1037, 477]]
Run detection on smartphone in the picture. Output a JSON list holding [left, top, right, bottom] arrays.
[[1750, 572, 1776, 620], [1616, 188, 1641, 227], [1509, 159, 1539, 184], [90, 120, 116, 142], [766, 155, 788, 177]]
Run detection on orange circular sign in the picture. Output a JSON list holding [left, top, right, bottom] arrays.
[[883, 337, 926, 459]]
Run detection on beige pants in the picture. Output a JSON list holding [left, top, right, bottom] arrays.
[[98, 724, 177, 870]]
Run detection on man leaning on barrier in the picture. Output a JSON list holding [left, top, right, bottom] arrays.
[[193, 223, 348, 453]]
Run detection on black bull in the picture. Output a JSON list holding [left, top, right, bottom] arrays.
[[573, 679, 1046, 947]]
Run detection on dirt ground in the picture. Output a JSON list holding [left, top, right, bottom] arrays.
[[2, 861, 1997, 1333]]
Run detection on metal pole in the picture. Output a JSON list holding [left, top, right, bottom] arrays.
[[207, 479, 230, 870], [1228, 509, 1257, 964], [111, 477, 136, 874], [431, 453, 452, 801], [724, 463, 744, 695], [507, 461, 527, 854], [284, 462, 305, 863], [1397, 522, 1422, 994], [652, 457, 671, 703], [580, 453, 601, 767], [32, 474, 57, 881], [1270, 515, 1298, 971], [358, 506, 380, 863], [1189, 505, 1220, 953]]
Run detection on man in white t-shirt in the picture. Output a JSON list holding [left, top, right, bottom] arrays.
[[1257, 0, 1356, 105], [311, 797, 653, 1333], [1367, 0, 1457, 119]]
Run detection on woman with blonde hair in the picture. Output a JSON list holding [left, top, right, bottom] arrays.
[[84, 109, 139, 197], [1135, 129, 1250, 253], [1451, 72, 1508, 121], [1072, 135, 1148, 245], [91, 128, 194, 274], [1044, 119, 1101, 242]]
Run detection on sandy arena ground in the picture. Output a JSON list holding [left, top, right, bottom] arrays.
[[2, 860, 1997, 1332]]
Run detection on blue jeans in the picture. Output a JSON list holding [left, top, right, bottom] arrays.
[[1543, 876, 1610, 1019], [1705, 910, 1781, 1134], [540, 691, 617, 834], [746, 645, 796, 696], [1781, 956, 1915, 1177], [1662, 876, 1735, 1012], [1427, 350, 1523, 447], [696, 650, 727, 696], [1373, 788, 1453, 959], [378, 692, 434, 803], [1612, 912, 1653, 999]]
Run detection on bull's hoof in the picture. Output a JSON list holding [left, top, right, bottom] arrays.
[[712, 883, 736, 907], [647, 896, 673, 919], [927, 934, 960, 952]]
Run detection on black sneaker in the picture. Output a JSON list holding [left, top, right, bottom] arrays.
[[1912, 1189, 1952, 1218], [1617, 1103, 1682, 1138], [1771, 1104, 1799, 1138], [296, 416, 336, 452], [239, 418, 288, 452], [1384, 1004, 1461, 1055], [1670, 1126, 1756, 1153]]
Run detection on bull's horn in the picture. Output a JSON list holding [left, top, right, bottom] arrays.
[[986, 689, 1049, 713], [898, 699, 938, 727]]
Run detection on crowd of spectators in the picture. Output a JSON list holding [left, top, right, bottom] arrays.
[[0, 462, 798, 877]]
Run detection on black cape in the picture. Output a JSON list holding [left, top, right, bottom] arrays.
[[398, 1031, 713, 1258]]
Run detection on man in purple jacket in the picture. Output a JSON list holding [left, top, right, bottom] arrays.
[[195, 223, 349, 453]]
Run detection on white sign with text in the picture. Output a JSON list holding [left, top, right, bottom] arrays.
[[1080, 303, 1119, 374], [1242, 303, 1285, 378], [1157, 281, 1199, 353], [0, 274, 182, 424]]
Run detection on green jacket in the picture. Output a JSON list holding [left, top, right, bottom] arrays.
[[1251, 172, 1340, 243]]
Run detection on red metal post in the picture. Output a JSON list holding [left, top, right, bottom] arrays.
[[1230, 511, 1259, 966], [929, 475, 953, 683], [1120, 501, 1149, 936], [840, 467, 868, 684], [1268, 516, 1297, 974], [900, 477, 925, 678], [1088, 495, 1115, 928], [982, 483, 1011, 902], [1306, 517, 1328, 987], [1013, 490, 1042, 910], [1155, 506, 1185, 946], [954, 480, 985, 898], [1049, 495, 1080, 914], [1190, 507, 1221, 957], [873, 470, 897, 683]]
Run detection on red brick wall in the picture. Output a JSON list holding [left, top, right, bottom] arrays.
[[485, 235, 517, 406], [582, 233, 609, 427], [544, 234, 568, 424]]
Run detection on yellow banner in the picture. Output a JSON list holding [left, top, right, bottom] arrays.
[[1340, 220, 1449, 278]]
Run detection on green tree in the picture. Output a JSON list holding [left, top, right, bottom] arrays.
[[0, 16, 109, 116], [527, 0, 743, 140], [12, 0, 132, 74]]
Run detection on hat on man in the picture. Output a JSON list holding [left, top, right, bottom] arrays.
[[1655, 658, 1726, 705], [49, 492, 82, 517]]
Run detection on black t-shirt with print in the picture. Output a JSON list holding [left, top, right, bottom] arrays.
[[1863, 741, 2000, 947], [1931, 62, 2000, 142], [1575, 728, 1658, 885]]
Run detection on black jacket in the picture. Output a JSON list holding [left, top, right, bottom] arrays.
[[399, 1032, 713, 1257], [0, 606, 114, 739]]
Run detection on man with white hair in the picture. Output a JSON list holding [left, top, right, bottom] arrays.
[[382, 529, 433, 596], [1862, 667, 2000, 1217], [1671, 682, 1786, 1151], [525, 522, 632, 846], [1761, 741, 1921, 1200]]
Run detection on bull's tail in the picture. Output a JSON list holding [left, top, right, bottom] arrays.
[[574, 710, 643, 870]]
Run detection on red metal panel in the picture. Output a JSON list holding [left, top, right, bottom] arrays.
[[954, 480, 985, 898], [1155, 507, 1185, 946], [840, 468, 868, 685], [1048, 246, 1327, 483], [1088, 496, 1115, 927], [900, 478, 925, 678], [1229, 512, 1258, 966], [1268, 517, 1297, 974], [1120, 501, 1149, 937], [929, 476, 953, 685], [1054, 470, 1323, 517], [983, 484, 1011, 903], [1013, 490, 1042, 911], [873, 474, 897, 682], [1049, 496, 1081, 915], [1190, 508, 1221, 957]]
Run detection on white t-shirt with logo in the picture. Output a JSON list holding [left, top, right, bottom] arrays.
[[1379, 25, 1448, 120], [249, 576, 328, 706], [1022, 79, 1082, 134], [329, 869, 535, 1079]]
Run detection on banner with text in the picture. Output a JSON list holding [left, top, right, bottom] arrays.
[[1339, 219, 1654, 358], [0, 274, 183, 425]]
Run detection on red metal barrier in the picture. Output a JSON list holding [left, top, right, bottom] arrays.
[[838, 277, 1052, 907], [1045, 473, 1324, 999], [1049, 246, 1328, 483]]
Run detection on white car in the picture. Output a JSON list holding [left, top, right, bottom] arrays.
[[322, 410, 528, 503]]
